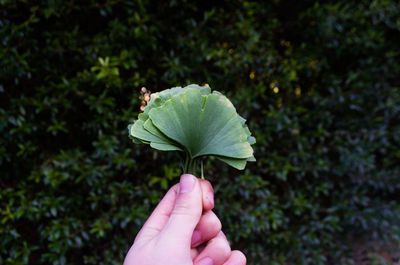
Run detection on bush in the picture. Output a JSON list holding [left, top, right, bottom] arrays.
[[1, 1, 399, 264]]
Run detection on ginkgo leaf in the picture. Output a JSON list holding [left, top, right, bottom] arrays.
[[150, 142, 182, 151], [216, 156, 248, 170], [129, 111, 180, 148], [129, 118, 182, 151], [149, 89, 253, 159], [128, 84, 255, 174], [145, 85, 210, 113]]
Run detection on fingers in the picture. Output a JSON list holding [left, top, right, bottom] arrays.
[[222, 250, 247, 265], [135, 175, 215, 244], [191, 210, 222, 247], [200, 179, 214, 211], [161, 174, 203, 245], [194, 231, 231, 265]]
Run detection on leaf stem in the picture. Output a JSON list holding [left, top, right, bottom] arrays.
[[183, 155, 204, 178], [184, 154, 189, 173], [201, 159, 204, 179], [189, 158, 195, 175]]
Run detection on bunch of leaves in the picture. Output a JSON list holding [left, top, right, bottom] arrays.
[[128, 84, 255, 175]]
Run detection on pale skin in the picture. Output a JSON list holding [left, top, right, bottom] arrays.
[[123, 174, 247, 265]]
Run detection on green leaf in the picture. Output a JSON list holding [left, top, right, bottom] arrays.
[[128, 84, 255, 172], [216, 156, 248, 170], [149, 89, 254, 159], [145, 84, 211, 113]]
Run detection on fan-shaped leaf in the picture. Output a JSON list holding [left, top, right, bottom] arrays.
[[128, 84, 255, 173], [148, 89, 253, 159]]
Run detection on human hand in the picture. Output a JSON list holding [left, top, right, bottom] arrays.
[[123, 174, 246, 265]]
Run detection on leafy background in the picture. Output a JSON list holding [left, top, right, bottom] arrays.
[[1, 0, 400, 264]]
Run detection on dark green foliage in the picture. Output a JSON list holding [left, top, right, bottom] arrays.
[[1, 1, 399, 264]]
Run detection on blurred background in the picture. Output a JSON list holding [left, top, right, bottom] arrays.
[[1, 1, 400, 264]]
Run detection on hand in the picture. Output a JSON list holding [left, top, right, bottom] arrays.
[[123, 174, 246, 265]]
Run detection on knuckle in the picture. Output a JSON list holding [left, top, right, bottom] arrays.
[[211, 236, 231, 256], [206, 212, 222, 231], [172, 198, 200, 218], [172, 202, 191, 216]]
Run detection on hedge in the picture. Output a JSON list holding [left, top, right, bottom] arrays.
[[1, 1, 399, 264]]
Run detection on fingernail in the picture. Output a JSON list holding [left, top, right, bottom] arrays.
[[197, 257, 214, 265], [179, 174, 196, 193], [206, 191, 214, 206], [191, 230, 202, 246]]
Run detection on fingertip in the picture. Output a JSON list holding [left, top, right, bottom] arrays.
[[179, 174, 198, 193], [226, 250, 247, 265], [181, 173, 197, 179]]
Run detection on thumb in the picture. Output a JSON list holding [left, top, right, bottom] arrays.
[[161, 174, 203, 245]]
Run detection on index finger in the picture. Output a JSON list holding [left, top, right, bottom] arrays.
[[200, 179, 214, 211]]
